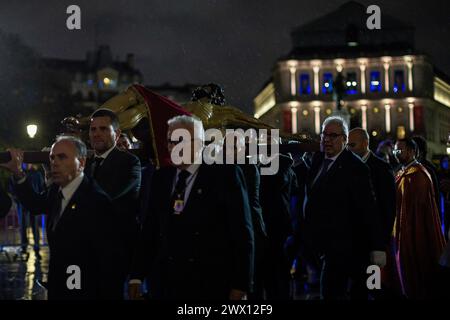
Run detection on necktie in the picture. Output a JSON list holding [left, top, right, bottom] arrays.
[[171, 170, 191, 214], [313, 158, 333, 186], [51, 190, 64, 231], [92, 157, 104, 179]]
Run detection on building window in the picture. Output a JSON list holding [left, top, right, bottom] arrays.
[[299, 74, 311, 95], [393, 70, 406, 93], [322, 72, 333, 94], [346, 72, 358, 95], [370, 71, 382, 92]]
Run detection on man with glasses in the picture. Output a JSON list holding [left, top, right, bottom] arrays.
[[302, 116, 384, 299], [386, 138, 446, 299]]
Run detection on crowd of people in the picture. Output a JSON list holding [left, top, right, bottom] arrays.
[[0, 109, 449, 300]]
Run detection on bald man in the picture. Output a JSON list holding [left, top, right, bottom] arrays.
[[348, 128, 396, 250]]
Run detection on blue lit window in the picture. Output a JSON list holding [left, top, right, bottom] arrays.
[[346, 72, 358, 94], [299, 74, 311, 95], [87, 79, 94, 86], [393, 70, 405, 93], [322, 72, 333, 94], [370, 71, 382, 92]]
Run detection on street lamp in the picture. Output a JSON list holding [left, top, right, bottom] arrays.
[[27, 124, 38, 138]]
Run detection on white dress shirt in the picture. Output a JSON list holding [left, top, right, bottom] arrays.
[[59, 172, 84, 215], [361, 151, 371, 163], [94, 145, 116, 163]]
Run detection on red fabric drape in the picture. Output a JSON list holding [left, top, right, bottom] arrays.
[[133, 85, 191, 167]]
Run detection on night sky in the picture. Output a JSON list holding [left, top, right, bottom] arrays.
[[0, 0, 449, 114]]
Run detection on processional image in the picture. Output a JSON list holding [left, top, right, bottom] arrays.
[[0, 83, 320, 166]]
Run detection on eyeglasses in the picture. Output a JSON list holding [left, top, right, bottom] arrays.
[[320, 133, 344, 140], [392, 149, 402, 155], [347, 142, 356, 148]]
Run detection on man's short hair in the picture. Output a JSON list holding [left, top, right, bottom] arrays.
[[55, 135, 87, 158], [322, 116, 349, 139], [90, 108, 120, 130], [167, 115, 205, 141], [350, 127, 369, 142], [397, 138, 418, 154]]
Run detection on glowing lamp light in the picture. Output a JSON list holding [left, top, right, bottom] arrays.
[[103, 77, 111, 85], [27, 124, 38, 138]]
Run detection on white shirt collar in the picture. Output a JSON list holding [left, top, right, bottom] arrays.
[[361, 151, 371, 163], [96, 145, 116, 159], [325, 147, 345, 162], [60, 172, 84, 201]]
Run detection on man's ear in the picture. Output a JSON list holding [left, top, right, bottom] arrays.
[[114, 128, 122, 143], [78, 157, 87, 172]]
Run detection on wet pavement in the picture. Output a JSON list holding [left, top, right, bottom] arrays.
[[0, 245, 49, 300], [0, 221, 319, 300]]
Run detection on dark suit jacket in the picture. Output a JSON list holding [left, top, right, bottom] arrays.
[[0, 186, 11, 218], [14, 175, 122, 300], [238, 164, 267, 241], [85, 147, 141, 267], [303, 149, 384, 262], [365, 152, 396, 246], [132, 164, 254, 300], [259, 154, 298, 249]]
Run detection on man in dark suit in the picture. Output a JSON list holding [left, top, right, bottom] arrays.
[[223, 132, 267, 300], [0, 185, 12, 218], [129, 115, 254, 300], [1, 136, 122, 299], [348, 128, 396, 247], [85, 108, 141, 275], [259, 153, 298, 299], [302, 116, 385, 300], [348, 128, 396, 298]]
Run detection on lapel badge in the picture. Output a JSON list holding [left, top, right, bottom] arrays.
[[71, 203, 77, 210], [197, 189, 202, 195]]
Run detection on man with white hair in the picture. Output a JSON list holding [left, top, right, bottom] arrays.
[[301, 116, 384, 299], [130, 115, 254, 300]]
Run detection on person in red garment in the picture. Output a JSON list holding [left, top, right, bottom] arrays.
[[389, 138, 446, 299]]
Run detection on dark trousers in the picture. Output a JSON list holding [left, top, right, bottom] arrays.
[[320, 253, 369, 300], [263, 243, 293, 300]]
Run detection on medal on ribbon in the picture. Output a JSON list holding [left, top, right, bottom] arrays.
[[173, 199, 184, 215]]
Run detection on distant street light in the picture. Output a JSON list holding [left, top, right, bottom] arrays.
[[27, 124, 38, 138]]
